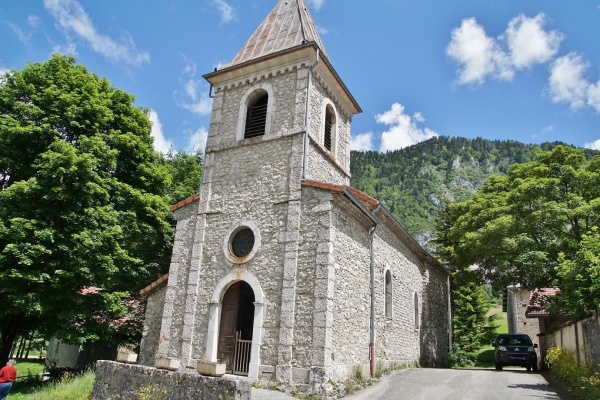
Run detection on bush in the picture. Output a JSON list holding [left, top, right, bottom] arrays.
[[546, 347, 600, 400], [449, 343, 475, 368]]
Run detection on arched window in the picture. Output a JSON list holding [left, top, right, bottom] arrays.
[[323, 104, 335, 151], [244, 91, 268, 139], [414, 292, 420, 329], [385, 270, 392, 319]]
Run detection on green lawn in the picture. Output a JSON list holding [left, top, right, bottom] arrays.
[[14, 359, 45, 378], [474, 305, 507, 368], [10, 369, 94, 400]]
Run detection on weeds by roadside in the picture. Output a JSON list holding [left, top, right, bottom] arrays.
[[545, 347, 600, 400]]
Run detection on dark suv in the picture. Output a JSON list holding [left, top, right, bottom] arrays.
[[493, 333, 538, 371]]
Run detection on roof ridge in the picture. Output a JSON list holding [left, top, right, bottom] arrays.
[[227, 0, 327, 67]]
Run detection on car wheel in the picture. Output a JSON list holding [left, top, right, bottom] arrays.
[[532, 363, 538, 372], [526, 366, 531, 372], [495, 362, 502, 371]]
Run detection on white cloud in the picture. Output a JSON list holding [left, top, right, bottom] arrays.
[[212, 0, 236, 24], [377, 103, 438, 152], [186, 127, 209, 153], [43, 0, 150, 67], [504, 14, 562, 69], [148, 110, 173, 154], [585, 139, 600, 151], [0, 67, 10, 85], [548, 53, 591, 110], [447, 14, 563, 85], [447, 17, 511, 85], [28, 15, 41, 28], [52, 41, 77, 55], [351, 132, 374, 151], [175, 57, 213, 115], [6, 22, 31, 45], [308, 0, 326, 11], [587, 81, 600, 112]]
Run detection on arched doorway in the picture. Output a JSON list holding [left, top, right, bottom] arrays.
[[217, 281, 255, 375]]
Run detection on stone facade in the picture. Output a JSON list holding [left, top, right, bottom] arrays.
[[137, 0, 450, 393], [91, 361, 249, 400]]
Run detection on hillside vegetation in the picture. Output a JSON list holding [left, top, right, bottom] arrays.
[[350, 136, 596, 245]]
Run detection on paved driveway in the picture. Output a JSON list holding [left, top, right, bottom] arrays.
[[252, 368, 566, 400]]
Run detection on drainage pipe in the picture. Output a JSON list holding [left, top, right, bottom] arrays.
[[302, 48, 319, 180]]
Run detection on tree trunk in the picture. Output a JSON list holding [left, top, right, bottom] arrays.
[[0, 315, 23, 366]]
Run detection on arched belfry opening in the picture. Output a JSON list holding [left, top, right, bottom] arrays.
[[244, 91, 268, 138], [217, 281, 255, 375]]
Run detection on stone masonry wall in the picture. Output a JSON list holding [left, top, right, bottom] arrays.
[[138, 284, 166, 366], [306, 75, 351, 186], [539, 312, 600, 369], [155, 200, 200, 360], [207, 67, 307, 153], [420, 262, 450, 368], [371, 219, 424, 369], [329, 197, 373, 381], [288, 188, 450, 383], [92, 361, 249, 400], [189, 136, 299, 366], [292, 187, 335, 382]]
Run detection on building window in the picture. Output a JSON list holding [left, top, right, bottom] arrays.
[[414, 292, 420, 329], [231, 228, 255, 258], [323, 104, 335, 151], [244, 91, 268, 139], [223, 221, 261, 264], [385, 270, 392, 319]]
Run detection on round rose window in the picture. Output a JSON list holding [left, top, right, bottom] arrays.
[[230, 227, 255, 258]]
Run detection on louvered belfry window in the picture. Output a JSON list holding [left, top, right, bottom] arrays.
[[324, 105, 335, 151], [244, 93, 268, 139]]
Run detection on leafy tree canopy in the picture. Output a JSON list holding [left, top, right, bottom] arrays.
[[0, 55, 175, 361], [438, 145, 600, 318], [162, 148, 203, 205]]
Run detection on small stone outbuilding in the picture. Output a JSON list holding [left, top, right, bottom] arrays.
[[138, 0, 450, 390]]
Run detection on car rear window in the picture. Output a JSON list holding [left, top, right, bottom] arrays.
[[497, 335, 532, 346]]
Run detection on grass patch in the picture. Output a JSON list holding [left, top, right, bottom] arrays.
[[14, 359, 45, 378], [472, 306, 508, 368], [10, 370, 94, 400]]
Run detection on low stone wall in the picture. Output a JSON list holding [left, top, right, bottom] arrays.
[[539, 312, 600, 370], [91, 361, 250, 400]]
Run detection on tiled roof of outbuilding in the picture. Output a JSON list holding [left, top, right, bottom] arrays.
[[526, 288, 559, 318], [139, 273, 169, 297], [227, 0, 327, 67], [170, 193, 200, 212]]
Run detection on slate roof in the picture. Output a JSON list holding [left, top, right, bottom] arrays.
[[227, 0, 327, 67]]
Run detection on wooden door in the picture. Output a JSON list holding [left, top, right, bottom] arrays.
[[217, 283, 240, 372]]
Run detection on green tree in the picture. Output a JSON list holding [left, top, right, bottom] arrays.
[[553, 228, 600, 318], [163, 148, 203, 204], [451, 268, 498, 354], [439, 146, 600, 317], [0, 55, 174, 364]]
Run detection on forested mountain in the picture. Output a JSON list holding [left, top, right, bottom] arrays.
[[349, 136, 597, 246]]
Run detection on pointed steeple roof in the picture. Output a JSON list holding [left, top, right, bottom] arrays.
[[228, 0, 327, 67]]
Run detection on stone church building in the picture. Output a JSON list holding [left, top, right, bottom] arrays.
[[138, 0, 450, 387]]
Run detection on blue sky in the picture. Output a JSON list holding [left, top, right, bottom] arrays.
[[1, 0, 599, 154]]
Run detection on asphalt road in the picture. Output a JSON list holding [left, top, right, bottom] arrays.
[[252, 368, 566, 400]]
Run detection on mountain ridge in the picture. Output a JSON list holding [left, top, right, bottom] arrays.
[[349, 136, 598, 247]]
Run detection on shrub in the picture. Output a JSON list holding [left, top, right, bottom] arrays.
[[449, 343, 475, 368], [545, 347, 600, 400]]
